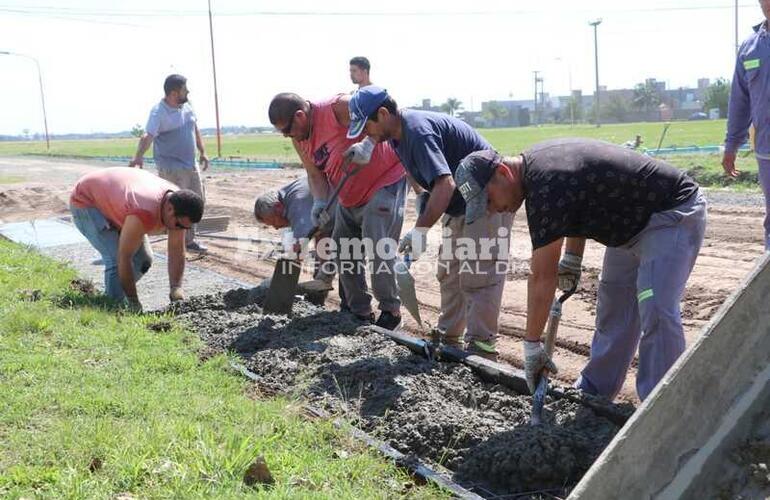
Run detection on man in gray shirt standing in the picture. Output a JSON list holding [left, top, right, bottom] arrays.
[[130, 74, 209, 253]]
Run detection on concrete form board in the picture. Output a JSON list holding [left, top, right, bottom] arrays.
[[569, 253, 770, 499]]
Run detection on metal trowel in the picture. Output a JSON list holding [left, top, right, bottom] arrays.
[[394, 254, 423, 328]]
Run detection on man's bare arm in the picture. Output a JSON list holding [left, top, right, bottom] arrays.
[[415, 174, 454, 228], [167, 228, 186, 289], [129, 134, 154, 168], [526, 239, 563, 342]]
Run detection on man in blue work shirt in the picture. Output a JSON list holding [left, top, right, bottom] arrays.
[[724, 0, 770, 250], [346, 86, 513, 359], [130, 74, 209, 253]]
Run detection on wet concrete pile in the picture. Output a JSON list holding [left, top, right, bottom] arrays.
[[169, 287, 630, 497]]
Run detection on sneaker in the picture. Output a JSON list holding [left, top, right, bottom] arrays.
[[467, 340, 498, 362], [375, 311, 402, 330], [186, 241, 208, 253]]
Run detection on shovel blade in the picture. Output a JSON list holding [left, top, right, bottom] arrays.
[[530, 376, 549, 426], [394, 260, 422, 327], [262, 258, 302, 315]]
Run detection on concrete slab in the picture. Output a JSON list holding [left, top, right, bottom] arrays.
[[1, 217, 253, 310], [569, 253, 770, 499], [0, 218, 86, 248]]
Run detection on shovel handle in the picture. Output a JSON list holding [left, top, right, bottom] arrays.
[[303, 155, 363, 241]]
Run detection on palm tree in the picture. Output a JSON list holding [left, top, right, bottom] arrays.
[[632, 81, 661, 113]]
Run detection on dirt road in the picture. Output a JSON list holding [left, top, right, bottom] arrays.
[[1, 156, 764, 402]]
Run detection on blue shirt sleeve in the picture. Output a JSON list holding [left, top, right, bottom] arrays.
[[725, 48, 752, 153], [411, 132, 453, 187], [145, 106, 161, 137]]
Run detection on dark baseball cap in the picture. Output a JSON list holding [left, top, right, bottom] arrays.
[[347, 85, 388, 139], [455, 150, 502, 224]]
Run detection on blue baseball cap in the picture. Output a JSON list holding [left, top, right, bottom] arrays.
[[347, 85, 389, 139], [455, 150, 503, 224]]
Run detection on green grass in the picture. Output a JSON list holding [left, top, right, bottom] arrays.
[[0, 239, 445, 499], [0, 119, 759, 188], [0, 119, 728, 161], [0, 175, 25, 184]]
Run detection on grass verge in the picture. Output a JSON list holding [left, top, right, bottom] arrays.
[[0, 239, 444, 499]]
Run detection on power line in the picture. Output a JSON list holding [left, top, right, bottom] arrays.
[[0, 3, 761, 19]]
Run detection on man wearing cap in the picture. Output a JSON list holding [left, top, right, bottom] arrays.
[[268, 92, 406, 330], [70, 167, 205, 311], [455, 138, 706, 401], [347, 86, 513, 359]]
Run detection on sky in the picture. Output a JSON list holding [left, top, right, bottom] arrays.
[[0, 0, 763, 135]]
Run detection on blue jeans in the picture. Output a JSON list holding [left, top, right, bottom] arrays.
[[70, 205, 153, 301]]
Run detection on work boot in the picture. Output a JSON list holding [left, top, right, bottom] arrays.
[[186, 241, 208, 254], [375, 311, 401, 330], [354, 312, 375, 324], [467, 340, 499, 362]]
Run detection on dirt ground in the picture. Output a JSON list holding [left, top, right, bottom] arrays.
[[1, 156, 766, 403]]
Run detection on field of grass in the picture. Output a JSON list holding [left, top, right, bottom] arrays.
[[0, 239, 444, 498], [0, 119, 760, 188], [0, 120, 729, 161]]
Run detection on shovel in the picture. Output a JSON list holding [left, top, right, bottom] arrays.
[[263, 156, 360, 314], [530, 286, 576, 426], [394, 254, 423, 328]]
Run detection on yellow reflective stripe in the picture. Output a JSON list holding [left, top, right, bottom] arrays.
[[472, 340, 497, 353], [638, 289, 654, 303], [744, 58, 760, 70]]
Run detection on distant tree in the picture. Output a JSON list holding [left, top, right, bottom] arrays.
[[130, 124, 144, 138], [482, 101, 508, 125], [605, 95, 630, 122], [440, 97, 463, 117], [632, 81, 661, 113], [705, 78, 730, 118], [22, 128, 30, 139], [566, 96, 583, 123]]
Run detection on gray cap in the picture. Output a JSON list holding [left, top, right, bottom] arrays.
[[455, 150, 502, 224]]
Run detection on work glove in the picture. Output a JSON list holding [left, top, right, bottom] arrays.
[[311, 199, 328, 226], [557, 252, 582, 292], [126, 296, 143, 313], [343, 136, 376, 164], [524, 340, 558, 393], [398, 227, 429, 260], [416, 191, 430, 218], [169, 287, 185, 302]]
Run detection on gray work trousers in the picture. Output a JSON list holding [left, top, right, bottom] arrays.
[[156, 166, 206, 245], [332, 179, 406, 316], [576, 190, 707, 401], [755, 158, 770, 249], [436, 211, 513, 348]]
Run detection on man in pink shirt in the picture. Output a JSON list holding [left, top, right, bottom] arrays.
[[268, 92, 406, 330], [69, 167, 204, 311]]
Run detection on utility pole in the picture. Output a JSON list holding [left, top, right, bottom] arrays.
[[533, 71, 539, 126], [0, 51, 49, 151], [589, 19, 602, 128], [735, 0, 739, 54], [208, 0, 222, 157]]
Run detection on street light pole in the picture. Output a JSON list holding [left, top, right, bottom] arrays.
[[589, 19, 602, 128], [0, 51, 50, 151], [207, 0, 222, 158], [735, 0, 739, 54]]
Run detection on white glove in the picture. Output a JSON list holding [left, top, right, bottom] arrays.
[[416, 192, 430, 218], [398, 227, 429, 260], [524, 340, 558, 393], [311, 199, 327, 226], [557, 252, 582, 292], [343, 136, 376, 164]]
